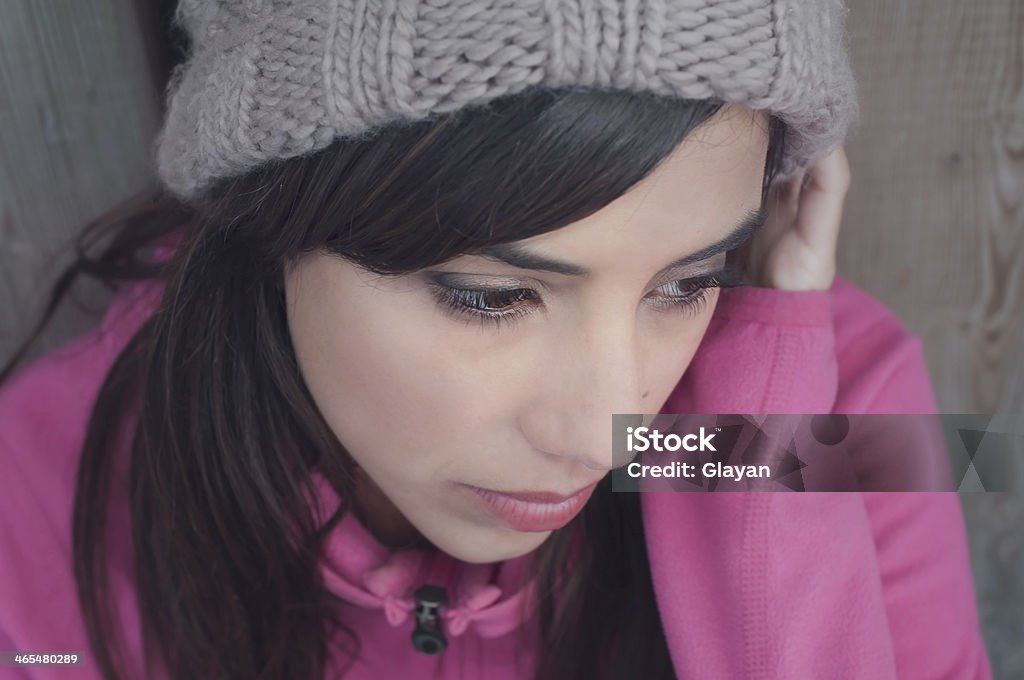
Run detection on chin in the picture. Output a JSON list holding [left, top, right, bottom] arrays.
[[432, 525, 552, 564]]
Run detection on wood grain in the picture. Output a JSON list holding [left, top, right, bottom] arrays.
[[843, 0, 1023, 416], [0, 0, 161, 362], [845, 3, 1023, 675]]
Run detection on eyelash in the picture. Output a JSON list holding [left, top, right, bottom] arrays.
[[428, 270, 746, 330]]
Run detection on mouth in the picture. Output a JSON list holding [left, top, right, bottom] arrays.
[[459, 480, 601, 532]]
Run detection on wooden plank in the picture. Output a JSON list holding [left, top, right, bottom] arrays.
[[843, 0, 1023, 416], [0, 0, 161, 362], [845, 3, 1023, 675]]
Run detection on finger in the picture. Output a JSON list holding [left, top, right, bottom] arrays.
[[793, 146, 850, 254], [764, 170, 802, 228], [805, 145, 851, 194]]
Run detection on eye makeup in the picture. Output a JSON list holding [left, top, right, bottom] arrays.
[[423, 267, 745, 330]]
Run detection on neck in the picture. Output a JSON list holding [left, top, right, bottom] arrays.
[[350, 468, 434, 551]]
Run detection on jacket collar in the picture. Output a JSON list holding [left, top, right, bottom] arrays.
[[309, 472, 537, 639]]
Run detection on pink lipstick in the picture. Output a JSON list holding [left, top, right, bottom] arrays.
[[462, 481, 599, 532]]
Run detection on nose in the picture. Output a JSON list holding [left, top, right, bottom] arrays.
[[521, 322, 647, 472]]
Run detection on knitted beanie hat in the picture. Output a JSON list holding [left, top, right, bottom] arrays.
[[155, 0, 859, 201]]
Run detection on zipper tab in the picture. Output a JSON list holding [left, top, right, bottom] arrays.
[[411, 584, 449, 655]]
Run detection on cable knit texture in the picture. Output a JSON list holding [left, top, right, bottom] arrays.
[[155, 0, 860, 199]]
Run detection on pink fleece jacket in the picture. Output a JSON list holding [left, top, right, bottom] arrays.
[[0, 270, 992, 679]]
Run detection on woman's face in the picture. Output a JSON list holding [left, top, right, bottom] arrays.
[[285, 104, 769, 563]]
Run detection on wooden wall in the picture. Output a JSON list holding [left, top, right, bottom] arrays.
[[843, 1, 1023, 417], [0, 0, 1021, 676], [843, 3, 1023, 675], [0, 0, 162, 361]]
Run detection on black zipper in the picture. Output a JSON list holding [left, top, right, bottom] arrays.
[[411, 584, 449, 655]]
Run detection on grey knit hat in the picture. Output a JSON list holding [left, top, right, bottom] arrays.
[[155, 0, 859, 201]]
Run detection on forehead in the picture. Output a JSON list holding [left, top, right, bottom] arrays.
[[504, 104, 770, 270]]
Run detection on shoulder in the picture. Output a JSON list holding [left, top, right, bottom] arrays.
[[0, 278, 162, 478], [827, 276, 938, 413], [0, 279, 162, 628], [0, 325, 111, 653], [830, 275, 922, 364]]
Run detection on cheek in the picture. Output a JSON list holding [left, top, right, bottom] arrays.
[[285, 263, 527, 491]]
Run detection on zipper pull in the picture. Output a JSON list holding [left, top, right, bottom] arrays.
[[411, 584, 449, 655]]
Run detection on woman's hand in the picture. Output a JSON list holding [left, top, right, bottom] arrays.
[[739, 145, 852, 291]]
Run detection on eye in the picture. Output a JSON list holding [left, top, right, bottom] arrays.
[[428, 269, 745, 330], [428, 285, 542, 329], [643, 271, 744, 316]]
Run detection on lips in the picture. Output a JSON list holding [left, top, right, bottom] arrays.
[[461, 480, 600, 532]]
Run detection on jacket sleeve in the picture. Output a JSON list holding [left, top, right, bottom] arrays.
[[832, 319, 993, 679], [647, 277, 992, 680], [646, 284, 851, 679], [0, 625, 32, 679]]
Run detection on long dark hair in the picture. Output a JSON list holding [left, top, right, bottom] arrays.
[[2, 85, 788, 679]]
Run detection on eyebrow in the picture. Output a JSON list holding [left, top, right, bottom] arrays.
[[471, 207, 767, 277]]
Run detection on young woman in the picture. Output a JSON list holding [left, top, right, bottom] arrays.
[[0, 2, 991, 679]]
